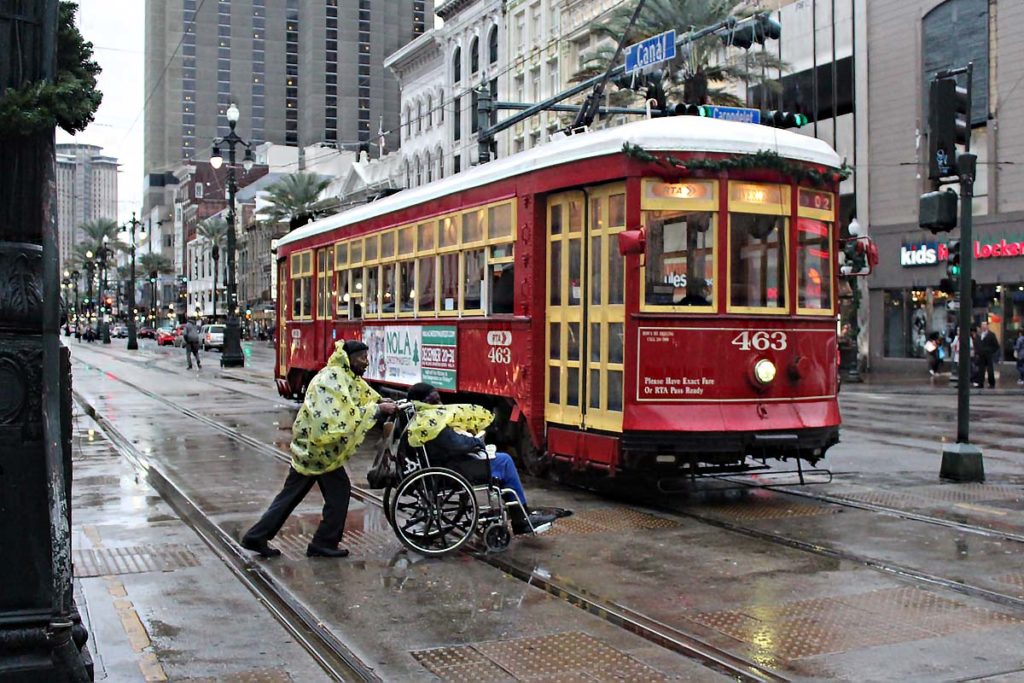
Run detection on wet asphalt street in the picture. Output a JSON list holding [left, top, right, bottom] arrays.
[[67, 337, 1024, 682]]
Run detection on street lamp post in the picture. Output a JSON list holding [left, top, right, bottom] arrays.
[[69, 269, 80, 332], [841, 218, 864, 383], [84, 253, 95, 338], [97, 236, 113, 344], [120, 212, 145, 350], [210, 102, 254, 368]]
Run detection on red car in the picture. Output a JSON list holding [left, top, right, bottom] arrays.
[[156, 327, 176, 346]]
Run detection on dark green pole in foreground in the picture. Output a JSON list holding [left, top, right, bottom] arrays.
[[0, 0, 93, 677]]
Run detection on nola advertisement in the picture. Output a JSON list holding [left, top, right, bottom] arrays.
[[363, 325, 457, 390]]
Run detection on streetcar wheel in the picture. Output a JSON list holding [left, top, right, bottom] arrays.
[[389, 468, 477, 557], [516, 424, 549, 477], [482, 523, 511, 553]]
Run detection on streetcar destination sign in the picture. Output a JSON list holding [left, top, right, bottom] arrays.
[[702, 106, 761, 124], [624, 30, 676, 74]]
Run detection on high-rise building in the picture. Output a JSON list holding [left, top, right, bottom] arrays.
[[143, 0, 431, 180], [55, 143, 119, 269]]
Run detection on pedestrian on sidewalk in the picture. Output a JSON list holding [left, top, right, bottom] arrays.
[[184, 317, 202, 369], [977, 321, 1000, 388], [241, 340, 395, 559], [1013, 329, 1024, 385], [925, 332, 942, 376]]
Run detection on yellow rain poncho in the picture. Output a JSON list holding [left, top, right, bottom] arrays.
[[406, 403, 494, 448], [290, 342, 380, 475]]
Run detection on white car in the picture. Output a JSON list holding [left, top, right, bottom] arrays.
[[201, 324, 225, 351]]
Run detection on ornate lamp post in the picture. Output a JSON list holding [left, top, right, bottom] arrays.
[[839, 218, 864, 383], [96, 236, 113, 344], [83, 252, 95, 336], [210, 102, 254, 368], [119, 212, 145, 349], [69, 269, 80, 329]]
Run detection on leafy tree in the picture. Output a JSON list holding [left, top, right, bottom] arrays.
[[571, 0, 785, 111], [258, 172, 340, 231], [196, 218, 228, 319]]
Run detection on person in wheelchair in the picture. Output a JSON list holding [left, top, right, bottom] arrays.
[[405, 383, 560, 534]]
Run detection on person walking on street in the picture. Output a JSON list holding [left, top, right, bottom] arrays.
[[1014, 329, 1024, 385], [925, 332, 942, 377], [184, 318, 202, 369], [241, 340, 395, 559], [977, 321, 1000, 388]]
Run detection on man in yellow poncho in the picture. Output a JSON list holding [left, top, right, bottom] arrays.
[[242, 340, 394, 558]]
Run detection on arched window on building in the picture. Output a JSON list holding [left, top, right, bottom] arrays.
[[404, 106, 411, 139], [425, 95, 433, 128], [470, 36, 479, 74], [488, 26, 498, 65], [415, 156, 422, 187], [453, 47, 462, 83], [426, 151, 433, 183], [416, 100, 423, 133], [436, 146, 444, 179]]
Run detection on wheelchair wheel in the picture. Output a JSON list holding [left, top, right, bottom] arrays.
[[482, 523, 511, 553], [382, 485, 395, 527], [390, 468, 478, 557]]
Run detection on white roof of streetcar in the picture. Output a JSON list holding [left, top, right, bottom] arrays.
[[277, 116, 843, 249]]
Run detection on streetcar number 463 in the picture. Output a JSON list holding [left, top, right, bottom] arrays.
[[731, 330, 787, 351]]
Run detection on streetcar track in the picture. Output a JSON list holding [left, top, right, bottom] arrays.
[[72, 356, 785, 682], [75, 395, 378, 682]]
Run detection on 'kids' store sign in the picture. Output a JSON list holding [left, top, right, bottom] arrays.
[[900, 238, 1024, 267]]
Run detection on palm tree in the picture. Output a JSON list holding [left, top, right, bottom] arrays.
[[257, 172, 341, 231], [77, 218, 122, 255], [571, 0, 786, 112], [139, 252, 173, 326], [196, 218, 228, 320]]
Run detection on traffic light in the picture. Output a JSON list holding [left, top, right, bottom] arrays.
[[919, 188, 958, 233], [927, 76, 971, 179], [719, 15, 782, 50], [668, 103, 707, 116], [762, 110, 809, 128], [946, 239, 961, 279], [149, 270, 157, 283]]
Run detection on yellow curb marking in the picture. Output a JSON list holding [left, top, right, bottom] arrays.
[[105, 578, 168, 681], [954, 503, 1008, 516], [83, 525, 104, 549]]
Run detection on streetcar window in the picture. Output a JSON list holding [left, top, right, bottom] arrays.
[[609, 193, 626, 227], [491, 262, 514, 314], [290, 250, 313, 320], [729, 214, 787, 310], [365, 266, 380, 315], [463, 207, 485, 244], [417, 221, 436, 251], [439, 253, 459, 311], [349, 240, 362, 264], [316, 249, 334, 319], [398, 226, 415, 256], [364, 235, 378, 262], [381, 263, 396, 314], [644, 211, 714, 308], [550, 241, 562, 306], [462, 248, 485, 311], [489, 203, 513, 240], [417, 257, 437, 314], [439, 215, 459, 249], [398, 261, 415, 313], [380, 231, 395, 259], [350, 269, 363, 319], [336, 270, 349, 318], [550, 203, 563, 235], [568, 238, 582, 305], [797, 218, 832, 312]]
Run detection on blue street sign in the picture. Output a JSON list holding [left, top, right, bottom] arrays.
[[702, 105, 761, 124], [624, 30, 676, 74]]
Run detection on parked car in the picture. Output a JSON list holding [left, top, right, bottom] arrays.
[[137, 327, 157, 339], [201, 324, 225, 351], [171, 324, 187, 347], [111, 325, 128, 338], [156, 327, 176, 346]]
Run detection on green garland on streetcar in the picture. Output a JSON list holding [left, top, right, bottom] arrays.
[[623, 143, 852, 187]]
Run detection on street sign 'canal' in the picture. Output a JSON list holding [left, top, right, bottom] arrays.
[[701, 105, 761, 124], [624, 30, 676, 74]]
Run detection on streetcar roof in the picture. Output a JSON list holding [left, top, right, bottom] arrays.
[[277, 116, 843, 249]]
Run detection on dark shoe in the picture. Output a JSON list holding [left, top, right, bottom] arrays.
[[512, 512, 558, 535], [187, 365, 192, 369], [241, 535, 281, 558], [306, 543, 349, 558]]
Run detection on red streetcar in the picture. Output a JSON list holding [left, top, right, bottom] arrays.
[[274, 116, 845, 480]]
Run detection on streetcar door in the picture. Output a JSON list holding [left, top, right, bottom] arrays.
[[277, 260, 287, 376], [315, 247, 335, 360], [545, 185, 626, 432]]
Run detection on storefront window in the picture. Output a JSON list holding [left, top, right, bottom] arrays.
[[883, 289, 955, 358], [644, 210, 714, 308]]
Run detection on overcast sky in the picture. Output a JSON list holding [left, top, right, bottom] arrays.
[[56, 0, 144, 224]]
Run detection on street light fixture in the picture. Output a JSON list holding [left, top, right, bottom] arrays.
[[842, 217, 863, 383], [119, 212, 145, 350], [210, 101, 253, 368], [96, 236, 113, 344], [69, 269, 80, 331]]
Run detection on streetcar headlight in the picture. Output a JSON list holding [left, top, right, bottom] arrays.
[[753, 358, 777, 385]]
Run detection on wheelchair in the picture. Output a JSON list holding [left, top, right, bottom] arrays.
[[373, 401, 540, 557]]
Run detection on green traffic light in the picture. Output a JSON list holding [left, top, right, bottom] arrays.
[[793, 113, 809, 127], [949, 265, 961, 277]]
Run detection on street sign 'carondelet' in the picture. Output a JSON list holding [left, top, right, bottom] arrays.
[[624, 30, 676, 75]]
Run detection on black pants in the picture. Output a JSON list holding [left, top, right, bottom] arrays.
[[185, 341, 201, 367], [244, 466, 351, 548], [979, 354, 996, 387]]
